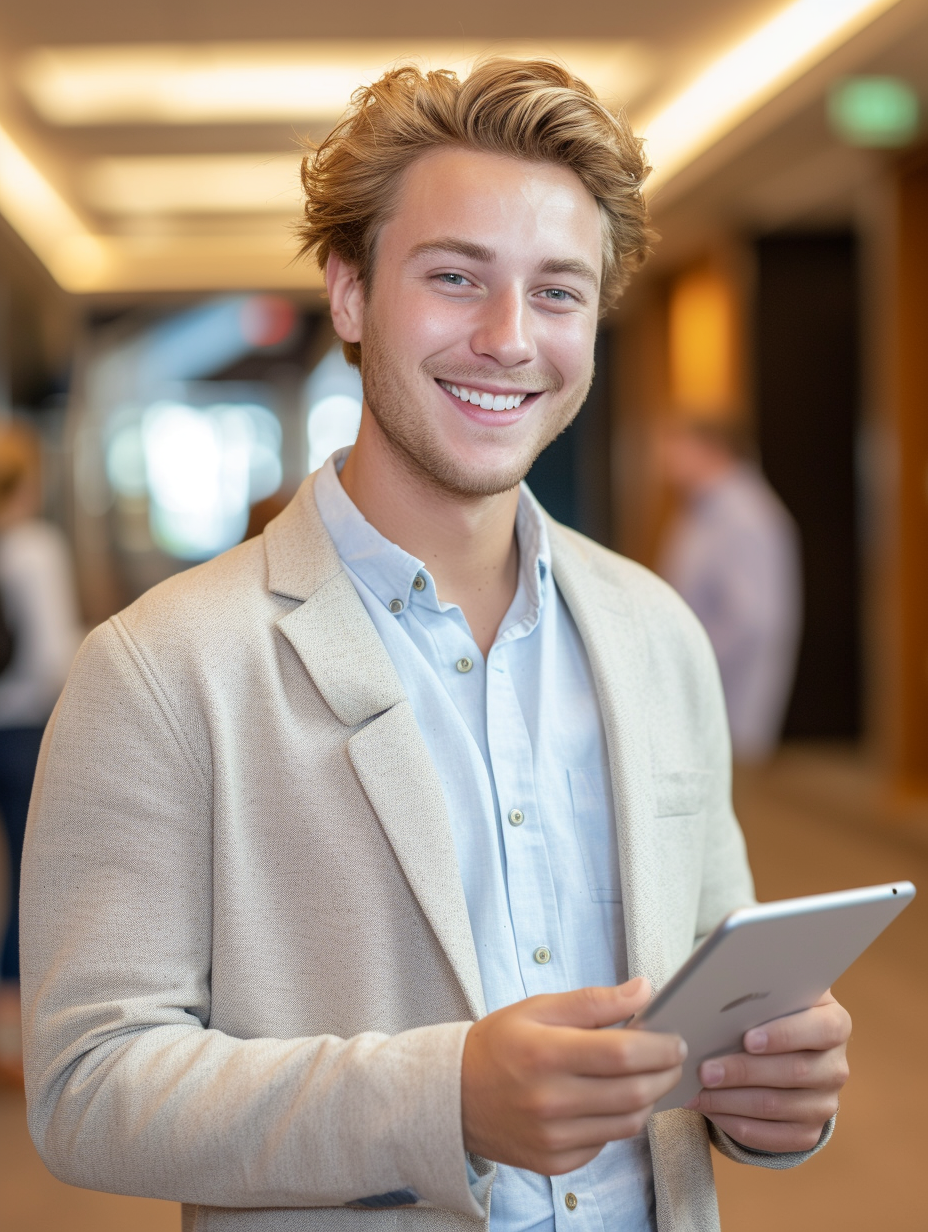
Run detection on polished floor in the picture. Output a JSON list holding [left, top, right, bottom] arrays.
[[1, 746, 925, 1230]]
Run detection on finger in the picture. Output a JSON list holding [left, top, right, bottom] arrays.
[[743, 996, 851, 1056], [539, 1065, 684, 1119], [697, 1048, 848, 1091], [688, 1083, 839, 1124], [549, 1023, 687, 1078], [531, 979, 653, 1030], [699, 1112, 829, 1154]]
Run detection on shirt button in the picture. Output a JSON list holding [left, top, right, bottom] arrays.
[[565, 1193, 578, 1211], [533, 946, 551, 965], [508, 808, 525, 826], [388, 599, 404, 614], [412, 574, 426, 591], [456, 657, 473, 673]]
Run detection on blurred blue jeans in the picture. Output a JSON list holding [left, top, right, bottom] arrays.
[[0, 726, 45, 981]]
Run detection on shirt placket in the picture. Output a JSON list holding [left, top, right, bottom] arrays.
[[486, 634, 567, 999]]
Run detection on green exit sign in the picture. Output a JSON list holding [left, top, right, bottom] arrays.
[[828, 77, 920, 148]]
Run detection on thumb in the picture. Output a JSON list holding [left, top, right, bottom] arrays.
[[533, 977, 653, 1030]]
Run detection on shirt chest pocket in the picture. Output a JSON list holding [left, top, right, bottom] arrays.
[[568, 767, 622, 903], [653, 769, 711, 818]]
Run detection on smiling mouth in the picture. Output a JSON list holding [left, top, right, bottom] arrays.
[[437, 379, 536, 411]]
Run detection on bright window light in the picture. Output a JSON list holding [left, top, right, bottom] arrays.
[[306, 345, 363, 473], [643, 0, 904, 189], [127, 400, 282, 560]]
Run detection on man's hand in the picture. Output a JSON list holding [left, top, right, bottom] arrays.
[[461, 977, 685, 1175], [685, 990, 851, 1152]]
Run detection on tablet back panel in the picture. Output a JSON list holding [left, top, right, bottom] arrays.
[[635, 881, 915, 1113]]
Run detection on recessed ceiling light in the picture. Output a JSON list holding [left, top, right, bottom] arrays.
[[19, 40, 652, 126], [83, 154, 303, 215], [643, 0, 904, 190]]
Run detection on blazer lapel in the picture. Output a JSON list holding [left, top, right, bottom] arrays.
[[548, 523, 663, 989], [264, 477, 486, 1019]]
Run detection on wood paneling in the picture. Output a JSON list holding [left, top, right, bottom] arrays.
[[895, 152, 928, 789]]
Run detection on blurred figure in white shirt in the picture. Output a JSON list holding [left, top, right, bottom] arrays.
[[657, 417, 802, 764], [0, 419, 82, 1086]]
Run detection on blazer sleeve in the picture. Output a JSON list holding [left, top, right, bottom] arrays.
[[19, 620, 484, 1218]]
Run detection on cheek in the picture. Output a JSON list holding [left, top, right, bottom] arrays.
[[540, 318, 596, 386]]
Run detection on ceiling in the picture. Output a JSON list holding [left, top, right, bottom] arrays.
[[0, 0, 925, 296]]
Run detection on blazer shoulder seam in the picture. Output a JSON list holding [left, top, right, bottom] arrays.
[[109, 614, 211, 792]]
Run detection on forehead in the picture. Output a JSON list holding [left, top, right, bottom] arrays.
[[382, 146, 603, 265]]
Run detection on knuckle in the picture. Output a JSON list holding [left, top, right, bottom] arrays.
[[791, 1054, 813, 1084], [611, 1035, 632, 1071], [525, 1085, 560, 1122], [761, 1089, 780, 1119]]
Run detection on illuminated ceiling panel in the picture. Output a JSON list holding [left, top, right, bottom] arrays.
[[82, 154, 303, 215], [19, 40, 653, 126]]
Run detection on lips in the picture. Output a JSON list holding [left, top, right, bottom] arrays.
[[435, 378, 539, 427], [437, 379, 530, 411]]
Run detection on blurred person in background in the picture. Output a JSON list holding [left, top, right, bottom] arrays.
[[657, 417, 802, 763], [0, 419, 82, 1086]]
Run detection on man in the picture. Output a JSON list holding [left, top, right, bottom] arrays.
[[657, 418, 802, 762], [21, 60, 849, 1232]]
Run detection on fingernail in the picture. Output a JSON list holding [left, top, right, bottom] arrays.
[[684, 1096, 700, 1110], [701, 1060, 724, 1087], [677, 1038, 688, 1061], [623, 976, 644, 995], [745, 1029, 768, 1053]]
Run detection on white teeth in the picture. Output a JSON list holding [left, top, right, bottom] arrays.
[[438, 379, 530, 410]]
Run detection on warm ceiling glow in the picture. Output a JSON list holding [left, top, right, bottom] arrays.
[[83, 154, 303, 215], [19, 40, 652, 126], [643, 0, 904, 189], [0, 123, 108, 291]]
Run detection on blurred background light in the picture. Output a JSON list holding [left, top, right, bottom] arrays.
[[18, 40, 652, 126], [0, 122, 107, 291], [137, 399, 282, 560], [306, 344, 363, 473], [643, 0, 903, 189], [827, 75, 920, 146], [82, 154, 302, 216]]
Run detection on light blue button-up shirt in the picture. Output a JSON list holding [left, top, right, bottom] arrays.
[[315, 450, 656, 1232]]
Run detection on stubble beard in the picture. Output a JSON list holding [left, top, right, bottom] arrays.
[[359, 317, 593, 500]]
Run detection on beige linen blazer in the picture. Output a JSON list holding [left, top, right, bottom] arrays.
[[21, 476, 824, 1232]]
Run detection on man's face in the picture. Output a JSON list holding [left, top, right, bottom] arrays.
[[347, 147, 603, 498]]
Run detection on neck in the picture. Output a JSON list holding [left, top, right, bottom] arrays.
[[339, 412, 521, 658]]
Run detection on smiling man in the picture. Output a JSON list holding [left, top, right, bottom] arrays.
[[21, 60, 849, 1232]]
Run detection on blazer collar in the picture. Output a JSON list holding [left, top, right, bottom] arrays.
[[263, 475, 486, 1018], [547, 520, 660, 988]]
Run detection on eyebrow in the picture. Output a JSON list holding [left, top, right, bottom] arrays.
[[406, 238, 495, 264], [406, 239, 600, 292]]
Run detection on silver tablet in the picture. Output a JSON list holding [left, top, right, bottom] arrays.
[[629, 880, 916, 1113]]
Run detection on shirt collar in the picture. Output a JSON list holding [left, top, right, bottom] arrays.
[[313, 447, 551, 630]]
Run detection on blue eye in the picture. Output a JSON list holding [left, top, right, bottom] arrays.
[[440, 273, 467, 285]]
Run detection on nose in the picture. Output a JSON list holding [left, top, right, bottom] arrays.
[[469, 285, 537, 367]]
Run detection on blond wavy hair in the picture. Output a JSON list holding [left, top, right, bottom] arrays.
[[297, 57, 653, 367]]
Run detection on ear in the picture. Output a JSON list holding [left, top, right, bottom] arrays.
[[326, 252, 364, 346]]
